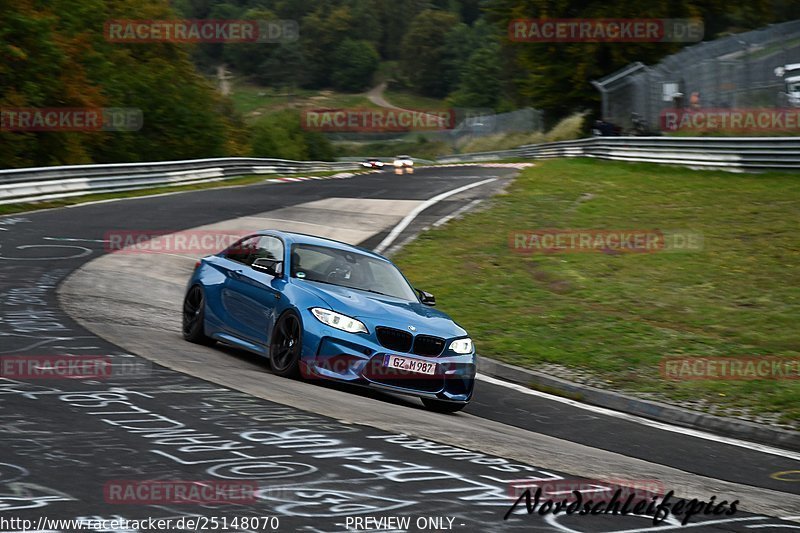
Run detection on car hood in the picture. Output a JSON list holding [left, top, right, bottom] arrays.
[[295, 280, 467, 337]]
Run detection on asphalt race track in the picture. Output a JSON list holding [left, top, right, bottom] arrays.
[[1, 166, 799, 532]]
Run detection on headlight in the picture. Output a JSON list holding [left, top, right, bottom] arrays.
[[311, 308, 368, 334], [449, 338, 473, 354]]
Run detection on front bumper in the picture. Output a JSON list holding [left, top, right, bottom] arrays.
[[302, 333, 475, 403]]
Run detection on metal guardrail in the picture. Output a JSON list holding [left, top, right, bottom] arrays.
[[0, 157, 358, 205], [437, 136, 800, 171], [336, 156, 437, 165], [2, 137, 796, 205]]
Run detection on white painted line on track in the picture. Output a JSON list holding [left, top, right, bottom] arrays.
[[432, 198, 483, 228], [373, 177, 496, 254], [477, 373, 800, 461], [588, 516, 765, 532], [43, 236, 110, 243]]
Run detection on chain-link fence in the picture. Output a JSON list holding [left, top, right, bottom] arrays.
[[326, 107, 544, 144], [593, 20, 800, 132], [431, 107, 545, 143]]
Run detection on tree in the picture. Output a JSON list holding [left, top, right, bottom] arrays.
[[222, 8, 278, 75], [331, 39, 380, 92], [448, 42, 504, 109], [250, 109, 335, 160], [399, 10, 460, 97], [301, 4, 357, 88], [254, 42, 309, 89], [375, 0, 428, 59], [0, 0, 246, 168], [484, 0, 697, 119]]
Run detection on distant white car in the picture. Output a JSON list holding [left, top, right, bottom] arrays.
[[393, 155, 414, 169]]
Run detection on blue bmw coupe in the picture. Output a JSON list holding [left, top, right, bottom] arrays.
[[182, 230, 475, 412]]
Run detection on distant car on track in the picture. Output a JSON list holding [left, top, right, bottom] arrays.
[[182, 230, 475, 412], [361, 158, 385, 169], [393, 155, 415, 174]]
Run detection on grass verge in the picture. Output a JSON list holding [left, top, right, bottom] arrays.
[[229, 82, 378, 122], [393, 158, 800, 425], [457, 112, 588, 153], [383, 89, 451, 111]]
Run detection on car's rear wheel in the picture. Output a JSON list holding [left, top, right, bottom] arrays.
[[270, 311, 302, 377], [421, 398, 466, 413], [182, 285, 213, 345]]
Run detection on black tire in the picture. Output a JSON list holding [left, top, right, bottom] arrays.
[[182, 285, 214, 345], [269, 311, 303, 377], [421, 398, 466, 413]]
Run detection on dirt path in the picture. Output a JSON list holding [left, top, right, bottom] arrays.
[[366, 81, 404, 110]]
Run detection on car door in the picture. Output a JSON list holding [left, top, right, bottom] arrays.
[[215, 235, 259, 340], [221, 235, 285, 347]]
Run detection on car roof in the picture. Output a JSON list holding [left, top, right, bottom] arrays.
[[254, 230, 390, 261]]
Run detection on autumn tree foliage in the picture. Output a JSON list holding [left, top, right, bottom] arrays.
[[0, 0, 246, 168]]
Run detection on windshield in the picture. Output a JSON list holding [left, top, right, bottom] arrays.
[[290, 244, 418, 301]]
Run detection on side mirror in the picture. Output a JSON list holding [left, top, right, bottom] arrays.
[[418, 290, 436, 306], [252, 258, 283, 277]]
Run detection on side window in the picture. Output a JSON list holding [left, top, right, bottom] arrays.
[[252, 236, 284, 265], [225, 236, 259, 265]]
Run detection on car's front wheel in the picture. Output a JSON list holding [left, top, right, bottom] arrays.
[[182, 285, 214, 345], [421, 398, 466, 413], [270, 311, 303, 377]]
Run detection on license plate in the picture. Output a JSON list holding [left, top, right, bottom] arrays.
[[384, 355, 437, 375]]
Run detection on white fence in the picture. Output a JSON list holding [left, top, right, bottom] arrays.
[[2, 137, 798, 205], [437, 136, 800, 172], [0, 158, 358, 205]]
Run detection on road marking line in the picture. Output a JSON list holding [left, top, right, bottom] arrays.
[[477, 373, 800, 461], [0, 244, 93, 261], [590, 516, 764, 532], [44, 237, 110, 243], [373, 177, 496, 254], [432, 199, 483, 228]]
